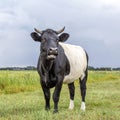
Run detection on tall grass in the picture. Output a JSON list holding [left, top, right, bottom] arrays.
[[0, 70, 39, 94], [0, 70, 120, 94], [88, 71, 120, 82]]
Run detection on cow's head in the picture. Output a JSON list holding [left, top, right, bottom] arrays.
[[31, 27, 69, 60]]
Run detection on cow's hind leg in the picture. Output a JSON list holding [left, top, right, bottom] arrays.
[[68, 82, 75, 109], [79, 70, 88, 111]]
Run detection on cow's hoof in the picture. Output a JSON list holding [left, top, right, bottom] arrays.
[[53, 109, 58, 114], [80, 102, 85, 111]]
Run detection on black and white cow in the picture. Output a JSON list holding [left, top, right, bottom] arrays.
[[30, 27, 88, 113]]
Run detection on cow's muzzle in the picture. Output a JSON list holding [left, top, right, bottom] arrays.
[[47, 47, 58, 60]]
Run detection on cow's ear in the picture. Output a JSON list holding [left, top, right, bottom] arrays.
[[59, 33, 69, 42], [30, 32, 41, 42]]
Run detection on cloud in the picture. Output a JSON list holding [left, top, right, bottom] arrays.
[[0, 0, 120, 67]]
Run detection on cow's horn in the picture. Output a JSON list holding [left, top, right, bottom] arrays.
[[56, 26, 65, 34], [34, 28, 42, 34]]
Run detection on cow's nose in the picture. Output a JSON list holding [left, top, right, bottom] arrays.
[[49, 47, 58, 55]]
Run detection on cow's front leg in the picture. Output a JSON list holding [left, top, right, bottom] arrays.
[[53, 75, 63, 113], [40, 81, 50, 110]]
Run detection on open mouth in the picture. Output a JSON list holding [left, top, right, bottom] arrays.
[[47, 54, 57, 60]]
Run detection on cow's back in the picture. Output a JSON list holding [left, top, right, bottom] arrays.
[[59, 43, 87, 84]]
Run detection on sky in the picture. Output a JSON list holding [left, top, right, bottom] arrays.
[[0, 0, 120, 68]]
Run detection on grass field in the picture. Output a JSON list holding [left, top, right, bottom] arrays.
[[0, 70, 120, 120]]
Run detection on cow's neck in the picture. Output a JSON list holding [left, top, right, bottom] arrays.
[[41, 58, 54, 73], [41, 57, 54, 86]]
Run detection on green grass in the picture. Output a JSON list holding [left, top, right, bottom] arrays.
[[0, 70, 39, 94], [0, 71, 120, 120]]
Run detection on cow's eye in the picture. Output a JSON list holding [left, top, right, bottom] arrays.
[[56, 40, 59, 46], [56, 38, 59, 41]]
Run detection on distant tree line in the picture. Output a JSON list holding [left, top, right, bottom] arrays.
[[0, 66, 36, 71], [88, 66, 120, 71], [0, 66, 120, 71]]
